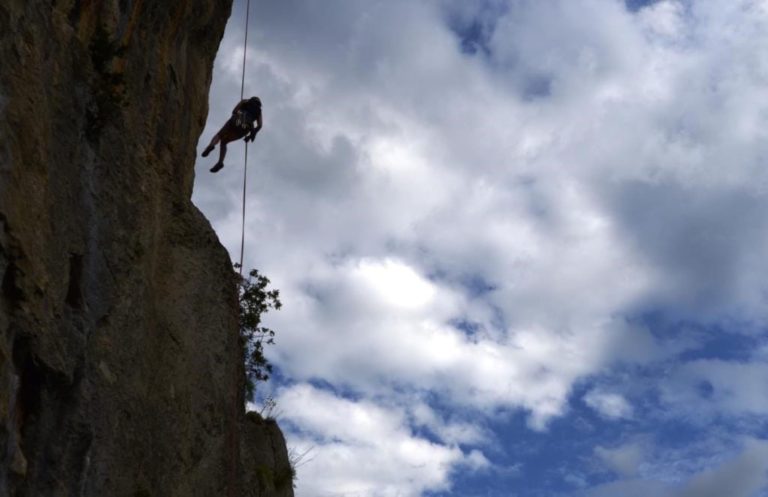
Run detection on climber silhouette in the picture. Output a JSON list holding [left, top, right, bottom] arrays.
[[202, 96, 262, 173]]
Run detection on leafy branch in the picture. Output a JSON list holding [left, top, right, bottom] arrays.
[[236, 265, 282, 401]]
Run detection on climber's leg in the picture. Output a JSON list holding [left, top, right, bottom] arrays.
[[210, 141, 227, 173], [202, 133, 219, 157]]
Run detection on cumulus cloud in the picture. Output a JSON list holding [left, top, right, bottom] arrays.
[[662, 359, 768, 418], [584, 389, 634, 420], [587, 439, 768, 497], [267, 249, 649, 429], [275, 383, 488, 497], [193, 0, 768, 495], [593, 437, 653, 478], [671, 439, 768, 497]]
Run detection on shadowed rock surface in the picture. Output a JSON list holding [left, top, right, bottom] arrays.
[[0, 1, 293, 496]]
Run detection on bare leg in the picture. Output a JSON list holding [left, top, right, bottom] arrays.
[[210, 141, 227, 173], [219, 141, 228, 164], [202, 133, 220, 157]]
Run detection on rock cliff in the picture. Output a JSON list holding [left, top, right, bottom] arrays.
[[0, 1, 293, 496]]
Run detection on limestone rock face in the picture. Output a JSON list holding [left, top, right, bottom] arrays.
[[0, 1, 292, 496], [240, 414, 295, 497]]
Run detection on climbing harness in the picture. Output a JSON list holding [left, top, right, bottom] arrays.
[[237, 0, 251, 277], [233, 110, 251, 131]]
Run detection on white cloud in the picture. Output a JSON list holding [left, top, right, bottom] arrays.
[[638, 1, 687, 41], [193, 0, 768, 494], [594, 440, 648, 477], [267, 248, 647, 429], [587, 438, 768, 497], [275, 383, 486, 497], [352, 258, 437, 310], [671, 439, 768, 497], [585, 478, 669, 497], [409, 401, 490, 446], [662, 359, 768, 418], [584, 390, 634, 420]]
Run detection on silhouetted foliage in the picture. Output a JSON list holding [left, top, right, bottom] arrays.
[[236, 265, 281, 400]]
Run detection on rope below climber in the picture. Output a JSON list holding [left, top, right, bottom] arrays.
[[201, 96, 262, 173]]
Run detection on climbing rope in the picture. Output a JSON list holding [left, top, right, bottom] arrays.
[[238, 0, 251, 277], [227, 4, 253, 497]]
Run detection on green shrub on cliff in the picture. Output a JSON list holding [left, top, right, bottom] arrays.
[[237, 266, 281, 400]]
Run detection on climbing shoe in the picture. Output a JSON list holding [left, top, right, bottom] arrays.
[[202, 145, 215, 157], [210, 162, 224, 173]]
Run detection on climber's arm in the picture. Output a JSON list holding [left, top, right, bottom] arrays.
[[248, 109, 262, 142]]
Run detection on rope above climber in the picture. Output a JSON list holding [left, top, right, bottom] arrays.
[[201, 96, 262, 173]]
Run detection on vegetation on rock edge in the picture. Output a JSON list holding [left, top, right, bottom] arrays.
[[237, 265, 281, 401]]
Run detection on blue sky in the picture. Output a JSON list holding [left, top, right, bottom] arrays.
[[193, 1, 768, 495]]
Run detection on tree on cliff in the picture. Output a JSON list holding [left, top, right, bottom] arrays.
[[237, 266, 282, 400]]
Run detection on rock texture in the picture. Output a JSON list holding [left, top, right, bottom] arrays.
[[0, 1, 293, 496], [240, 413, 294, 497]]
